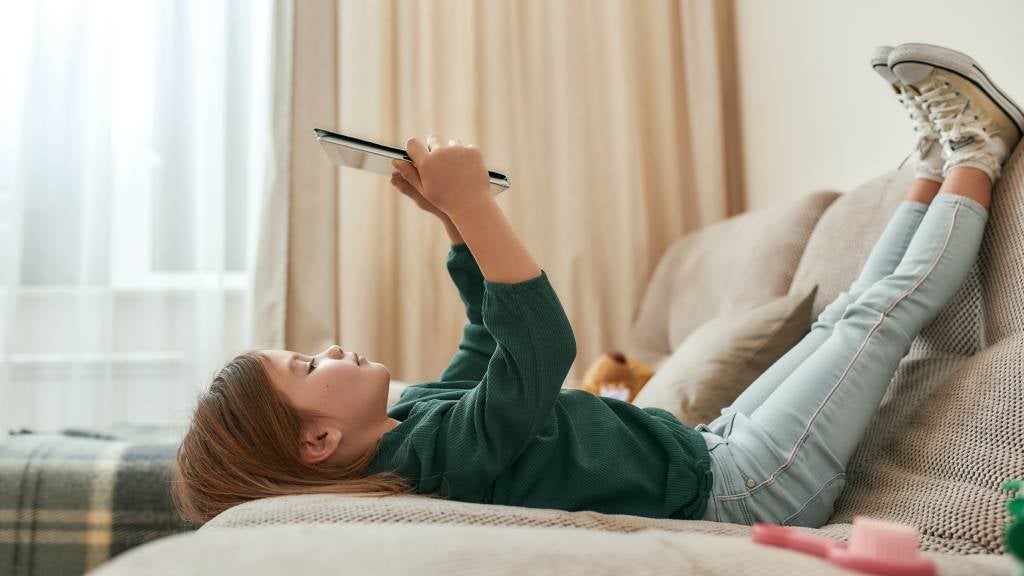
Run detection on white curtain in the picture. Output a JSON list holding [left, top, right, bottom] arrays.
[[0, 0, 292, 436]]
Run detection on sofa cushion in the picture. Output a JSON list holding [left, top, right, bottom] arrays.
[[786, 144, 1024, 554], [92, 522, 1014, 576], [203, 492, 733, 533], [202, 492, 851, 543], [628, 190, 838, 369], [632, 284, 818, 426]]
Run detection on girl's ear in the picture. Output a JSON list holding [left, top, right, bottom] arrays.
[[300, 428, 342, 465]]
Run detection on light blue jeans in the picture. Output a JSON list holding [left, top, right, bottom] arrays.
[[697, 192, 989, 527]]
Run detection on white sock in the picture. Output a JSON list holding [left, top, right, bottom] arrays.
[[943, 135, 1008, 183], [914, 139, 945, 183]]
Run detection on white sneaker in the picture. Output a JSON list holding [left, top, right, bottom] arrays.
[[872, 45, 943, 182], [889, 43, 1024, 183]]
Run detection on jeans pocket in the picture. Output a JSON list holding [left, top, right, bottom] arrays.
[[782, 473, 847, 528], [705, 443, 756, 525]]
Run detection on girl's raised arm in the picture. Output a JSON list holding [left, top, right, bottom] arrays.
[[448, 198, 540, 285]]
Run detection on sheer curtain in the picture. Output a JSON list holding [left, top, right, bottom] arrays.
[[0, 0, 291, 436]]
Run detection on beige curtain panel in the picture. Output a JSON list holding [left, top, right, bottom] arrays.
[[251, 0, 745, 385]]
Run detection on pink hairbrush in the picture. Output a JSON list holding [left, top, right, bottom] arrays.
[[751, 516, 936, 576]]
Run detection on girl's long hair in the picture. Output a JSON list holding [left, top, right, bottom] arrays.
[[171, 350, 418, 525]]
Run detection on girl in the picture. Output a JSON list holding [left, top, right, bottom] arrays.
[[171, 43, 1022, 528]]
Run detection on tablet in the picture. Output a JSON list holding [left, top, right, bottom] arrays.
[[314, 128, 511, 196]]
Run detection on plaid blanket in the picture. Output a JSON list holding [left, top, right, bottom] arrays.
[[0, 424, 197, 575]]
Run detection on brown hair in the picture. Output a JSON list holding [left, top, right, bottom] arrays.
[[171, 350, 419, 525]]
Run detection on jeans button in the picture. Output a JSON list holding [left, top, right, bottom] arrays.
[[746, 479, 756, 489]]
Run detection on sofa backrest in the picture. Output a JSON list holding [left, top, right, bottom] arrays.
[[787, 145, 1024, 554], [628, 190, 838, 369]]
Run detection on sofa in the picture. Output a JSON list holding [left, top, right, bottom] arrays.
[[89, 149, 1024, 575]]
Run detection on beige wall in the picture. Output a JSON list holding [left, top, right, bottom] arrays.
[[735, 0, 1024, 210]]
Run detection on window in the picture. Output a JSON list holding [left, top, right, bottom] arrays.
[[1, 0, 275, 432]]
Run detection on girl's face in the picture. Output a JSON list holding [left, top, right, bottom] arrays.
[[261, 345, 394, 465]]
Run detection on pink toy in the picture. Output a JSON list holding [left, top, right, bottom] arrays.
[[751, 516, 936, 576]]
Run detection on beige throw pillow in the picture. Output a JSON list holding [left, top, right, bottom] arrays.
[[632, 284, 818, 427]]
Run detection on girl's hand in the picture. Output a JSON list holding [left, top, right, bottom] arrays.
[[403, 135, 491, 219], [389, 160, 446, 220], [390, 159, 464, 244]]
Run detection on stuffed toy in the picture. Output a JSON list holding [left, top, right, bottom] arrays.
[[580, 350, 655, 403]]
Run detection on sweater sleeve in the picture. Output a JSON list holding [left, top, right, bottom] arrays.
[[438, 243, 498, 383], [438, 270, 578, 493]]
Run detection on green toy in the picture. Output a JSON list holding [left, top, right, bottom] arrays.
[[1005, 480, 1024, 576]]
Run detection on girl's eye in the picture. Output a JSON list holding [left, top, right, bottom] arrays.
[[307, 357, 317, 374]]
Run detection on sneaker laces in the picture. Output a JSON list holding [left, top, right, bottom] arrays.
[[894, 83, 939, 171], [896, 84, 939, 153], [915, 73, 1000, 155]]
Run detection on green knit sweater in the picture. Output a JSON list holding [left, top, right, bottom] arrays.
[[366, 243, 713, 520]]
